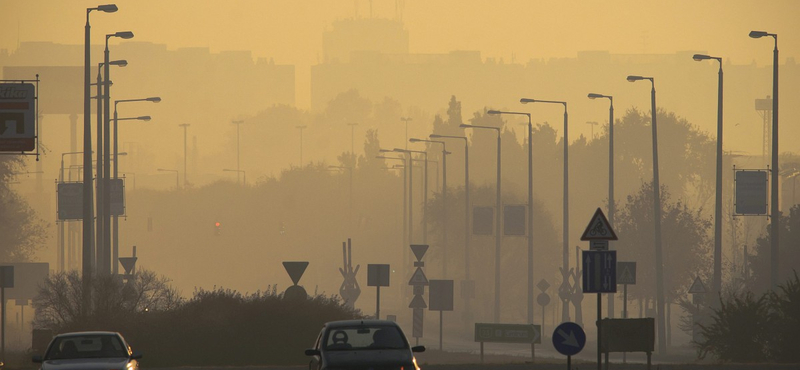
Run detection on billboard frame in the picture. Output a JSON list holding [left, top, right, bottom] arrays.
[[0, 77, 40, 159]]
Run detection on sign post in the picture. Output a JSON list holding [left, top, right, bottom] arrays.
[[616, 261, 637, 363], [367, 264, 390, 319], [475, 323, 540, 363], [688, 276, 707, 342], [580, 208, 618, 370], [282, 261, 309, 300], [552, 321, 585, 370], [409, 244, 429, 345], [429, 280, 453, 351], [339, 239, 360, 308], [0, 265, 14, 361], [536, 279, 550, 336]]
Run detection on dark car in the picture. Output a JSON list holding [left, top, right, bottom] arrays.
[[32, 331, 142, 370], [305, 319, 425, 370]]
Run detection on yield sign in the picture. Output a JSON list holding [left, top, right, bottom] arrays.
[[580, 208, 618, 241], [410, 244, 429, 261], [283, 261, 309, 285], [119, 257, 137, 275], [408, 267, 429, 285], [688, 276, 707, 294]]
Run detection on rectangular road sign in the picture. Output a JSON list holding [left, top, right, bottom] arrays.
[[367, 264, 390, 287], [617, 262, 637, 285], [735, 170, 768, 215], [429, 280, 454, 311], [474, 323, 541, 344], [503, 205, 526, 236], [110, 178, 125, 216], [582, 250, 617, 293], [473, 207, 493, 235], [57, 182, 83, 220], [0, 83, 36, 152], [599, 318, 654, 353]]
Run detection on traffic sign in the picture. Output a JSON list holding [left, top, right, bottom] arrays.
[[688, 276, 707, 294], [429, 280, 454, 311], [408, 267, 429, 285], [409, 294, 427, 309], [475, 323, 541, 344], [282, 261, 309, 285], [57, 183, 83, 220], [537, 292, 551, 307], [582, 250, 617, 293], [367, 264, 390, 287], [0, 83, 36, 152], [552, 322, 586, 356], [412, 308, 424, 337], [473, 207, 494, 235], [617, 262, 636, 285], [537, 278, 550, 291], [580, 208, 618, 241], [0, 266, 13, 288], [503, 205, 526, 236], [410, 244, 429, 261], [119, 257, 137, 275]]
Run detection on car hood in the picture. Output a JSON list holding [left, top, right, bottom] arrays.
[[324, 349, 414, 368], [43, 357, 131, 370]]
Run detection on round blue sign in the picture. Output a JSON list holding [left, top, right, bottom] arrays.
[[552, 322, 586, 356]]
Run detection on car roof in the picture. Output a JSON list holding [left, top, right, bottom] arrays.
[[323, 320, 400, 329], [55, 331, 122, 338]]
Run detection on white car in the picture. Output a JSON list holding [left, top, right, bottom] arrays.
[[32, 331, 141, 370]]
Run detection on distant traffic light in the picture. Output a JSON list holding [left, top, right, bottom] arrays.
[[214, 222, 221, 236]]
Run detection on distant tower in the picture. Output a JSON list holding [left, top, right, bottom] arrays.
[[755, 96, 773, 164]]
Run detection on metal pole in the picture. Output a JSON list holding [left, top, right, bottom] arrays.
[[597, 293, 602, 370], [103, 40, 112, 275], [623, 283, 628, 364], [95, 64, 104, 273], [442, 147, 447, 278], [408, 153, 414, 244], [713, 59, 723, 295], [563, 106, 570, 324], [112, 108, 119, 274], [608, 99, 615, 318], [464, 138, 470, 288], [83, 10, 95, 307], [650, 79, 667, 354], [439, 310, 443, 351], [179, 124, 190, 188], [376, 286, 380, 319], [527, 115, 533, 325], [423, 153, 428, 244], [770, 36, 779, 290], [494, 129, 501, 323]]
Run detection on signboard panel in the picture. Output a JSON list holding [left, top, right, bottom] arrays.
[[599, 318, 655, 353], [735, 170, 768, 215], [688, 276, 707, 294], [367, 264, 390, 287], [110, 178, 125, 216], [617, 262, 637, 285], [429, 280, 454, 311], [472, 207, 493, 235], [0, 82, 36, 151], [580, 208, 618, 240], [2, 263, 48, 300], [57, 182, 83, 220], [552, 322, 585, 355], [474, 323, 541, 344], [582, 250, 617, 293], [503, 205, 526, 236]]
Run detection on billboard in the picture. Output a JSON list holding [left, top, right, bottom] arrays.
[[0, 82, 36, 151], [57, 182, 83, 220], [473, 207, 493, 235], [3, 66, 96, 115]]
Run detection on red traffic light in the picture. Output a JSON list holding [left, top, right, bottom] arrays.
[[215, 222, 221, 227]]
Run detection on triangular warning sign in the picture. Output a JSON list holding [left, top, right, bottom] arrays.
[[618, 267, 634, 284], [410, 244, 429, 261], [409, 294, 427, 309], [580, 208, 618, 241], [408, 267, 429, 286], [688, 276, 707, 294], [283, 261, 309, 285], [119, 257, 137, 275]]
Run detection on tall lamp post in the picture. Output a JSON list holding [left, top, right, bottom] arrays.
[[749, 30, 779, 289], [460, 122, 502, 323], [84, 3, 118, 296], [296, 125, 307, 166], [232, 120, 244, 184], [401, 117, 413, 150], [411, 138, 448, 278], [179, 124, 190, 188], [112, 98, 156, 274], [520, 98, 569, 324], [487, 110, 534, 326], [101, 30, 134, 275], [588, 92, 615, 317], [692, 53, 724, 296], [403, 147, 429, 244], [377, 155, 408, 259], [627, 75, 666, 353]]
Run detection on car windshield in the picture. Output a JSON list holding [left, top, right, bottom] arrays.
[[324, 325, 408, 351], [45, 334, 128, 360]]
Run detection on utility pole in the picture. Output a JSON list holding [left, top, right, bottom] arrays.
[[232, 120, 244, 184], [179, 124, 190, 188]]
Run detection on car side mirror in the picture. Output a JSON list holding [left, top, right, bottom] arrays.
[[304, 348, 320, 356], [32, 355, 43, 363], [130, 351, 143, 360], [411, 345, 425, 353]]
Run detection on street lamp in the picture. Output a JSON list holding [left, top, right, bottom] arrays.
[[100, 30, 134, 275], [179, 124, 190, 188], [296, 125, 307, 166], [487, 110, 535, 327], [749, 30, 780, 289], [588, 92, 616, 318], [401, 117, 413, 150], [223, 169, 247, 186], [460, 122, 502, 323], [84, 3, 118, 293], [627, 74, 666, 354], [520, 98, 570, 325], [403, 144, 430, 244], [232, 120, 244, 184], [692, 53, 724, 297], [157, 169, 179, 190], [377, 155, 408, 275], [411, 138, 449, 278]]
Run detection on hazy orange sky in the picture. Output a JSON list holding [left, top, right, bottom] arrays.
[[1, 0, 798, 109]]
